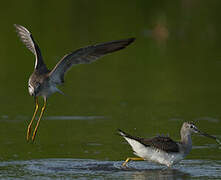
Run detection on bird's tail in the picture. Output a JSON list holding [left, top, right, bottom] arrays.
[[118, 129, 139, 141], [118, 129, 146, 154]]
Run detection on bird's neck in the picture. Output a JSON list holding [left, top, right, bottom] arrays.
[[180, 131, 192, 155]]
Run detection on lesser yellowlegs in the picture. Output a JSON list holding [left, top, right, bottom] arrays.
[[14, 24, 135, 142], [118, 122, 219, 167]]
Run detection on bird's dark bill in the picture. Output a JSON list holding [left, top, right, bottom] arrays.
[[198, 130, 221, 145]]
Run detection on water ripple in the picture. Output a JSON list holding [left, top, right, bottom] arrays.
[[45, 116, 108, 120], [0, 158, 220, 179]]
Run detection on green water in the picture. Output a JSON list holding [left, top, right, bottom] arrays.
[[0, 0, 220, 179]]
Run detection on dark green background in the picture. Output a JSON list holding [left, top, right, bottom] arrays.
[[0, 0, 220, 165]]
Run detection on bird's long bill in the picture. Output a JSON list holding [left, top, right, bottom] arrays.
[[198, 130, 221, 145]]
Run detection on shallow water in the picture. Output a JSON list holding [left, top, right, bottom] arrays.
[[0, 158, 220, 179], [1, 0, 221, 179], [0, 116, 220, 179]]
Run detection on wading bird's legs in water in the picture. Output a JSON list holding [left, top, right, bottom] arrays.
[[122, 157, 144, 167]]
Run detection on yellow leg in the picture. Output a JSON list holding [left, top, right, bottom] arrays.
[[27, 97, 39, 141], [32, 98, 47, 142], [122, 157, 144, 167]]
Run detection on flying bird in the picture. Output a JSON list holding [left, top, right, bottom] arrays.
[[14, 24, 135, 142]]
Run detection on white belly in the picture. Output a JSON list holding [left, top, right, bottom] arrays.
[[124, 137, 185, 167], [135, 147, 184, 167]]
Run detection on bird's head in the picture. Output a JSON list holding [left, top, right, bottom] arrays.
[[183, 122, 199, 134], [28, 82, 41, 96], [182, 122, 219, 143]]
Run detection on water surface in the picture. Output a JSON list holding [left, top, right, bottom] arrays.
[[0, 158, 221, 179], [0, 0, 221, 179]]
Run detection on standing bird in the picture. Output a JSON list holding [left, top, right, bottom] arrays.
[[14, 24, 135, 142], [118, 122, 219, 167]]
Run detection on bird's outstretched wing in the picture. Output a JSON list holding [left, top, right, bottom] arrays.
[[118, 129, 179, 153], [49, 38, 135, 84], [14, 24, 48, 72]]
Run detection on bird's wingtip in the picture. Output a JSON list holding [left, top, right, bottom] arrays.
[[14, 24, 21, 28], [130, 37, 136, 41], [14, 24, 20, 30], [126, 37, 136, 44]]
